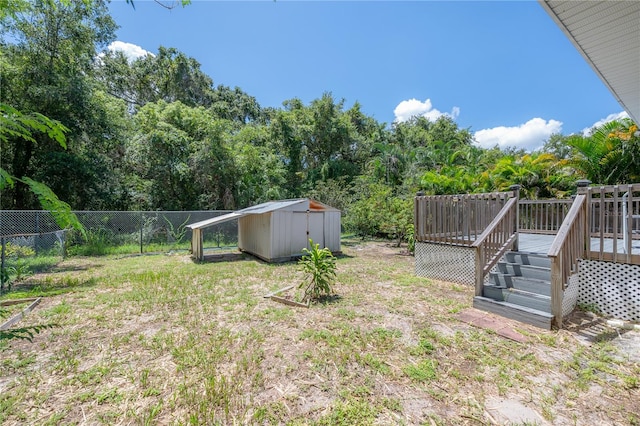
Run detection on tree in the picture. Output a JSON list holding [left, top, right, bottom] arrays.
[[210, 85, 264, 124], [0, 104, 82, 231], [541, 132, 572, 159], [126, 101, 238, 210], [567, 118, 640, 185], [1, 0, 117, 209], [97, 46, 216, 109], [485, 152, 573, 199]]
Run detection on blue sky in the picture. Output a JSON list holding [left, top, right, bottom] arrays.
[[107, 0, 627, 152]]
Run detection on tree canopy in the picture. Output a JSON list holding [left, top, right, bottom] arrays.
[[1, 0, 639, 240]]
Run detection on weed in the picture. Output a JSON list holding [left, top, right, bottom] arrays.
[[96, 388, 123, 405], [409, 339, 435, 356], [357, 353, 390, 375], [138, 401, 163, 426], [577, 302, 601, 315], [316, 397, 378, 425], [403, 359, 437, 382]]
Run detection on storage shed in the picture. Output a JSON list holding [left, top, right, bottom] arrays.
[[186, 199, 341, 262]]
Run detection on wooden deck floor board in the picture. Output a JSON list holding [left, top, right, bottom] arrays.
[[518, 233, 640, 256]]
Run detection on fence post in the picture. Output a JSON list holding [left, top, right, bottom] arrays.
[[1, 237, 5, 293], [140, 212, 144, 254], [61, 230, 67, 259], [35, 211, 40, 255], [509, 185, 521, 251]]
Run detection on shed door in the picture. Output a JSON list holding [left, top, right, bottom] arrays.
[[291, 212, 324, 254]]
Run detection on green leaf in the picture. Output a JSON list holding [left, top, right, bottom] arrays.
[[0, 102, 68, 148], [17, 177, 85, 237], [0, 168, 15, 191]]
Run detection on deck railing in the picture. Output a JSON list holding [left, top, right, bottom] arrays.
[[519, 199, 573, 234], [586, 184, 640, 264], [548, 193, 588, 328], [414, 182, 640, 329], [471, 196, 520, 296], [414, 190, 515, 246]]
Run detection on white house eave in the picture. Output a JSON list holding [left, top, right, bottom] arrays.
[[539, 1, 640, 124]]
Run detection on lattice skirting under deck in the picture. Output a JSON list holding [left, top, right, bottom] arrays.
[[563, 274, 579, 318], [415, 242, 475, 286], [578, 260, 640, 322]]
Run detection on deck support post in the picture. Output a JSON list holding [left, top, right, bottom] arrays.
[[550, 255, 563, 329], [474, 245, 484, 296]]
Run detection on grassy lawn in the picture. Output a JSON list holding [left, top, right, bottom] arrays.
[[1, 240, 638, 425]]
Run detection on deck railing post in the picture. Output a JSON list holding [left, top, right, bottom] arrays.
[[576, 180, 591, 256], [510, 185, 521, 251], [414, 192, 424, 242]]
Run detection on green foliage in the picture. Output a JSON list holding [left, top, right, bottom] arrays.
[[485, 152, 574, 199], [403, 359, 438, 382], [19, 178, 85, 235], [406, 223, 415, 254], [8, 260, 33, 283], [2, 0, 639, 233], [164, 215, 190, 244], [0, 103, 68, 147], [0, 323, 56, 343], [67, 228, 117, 256], [3, 242, 35, 259], [567, 119, 640, 185], [344, 183, 413, 243], [298, 239, 337, 303], [0, 102, 84, 234]]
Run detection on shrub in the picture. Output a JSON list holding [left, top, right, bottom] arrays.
[[298, 239, 337, 303]]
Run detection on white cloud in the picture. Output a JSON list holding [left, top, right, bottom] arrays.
[[107, 41, 154, 62], [474, 118, 563, 152], [582, 111, 629, 136], [393, 98, 460, 123]]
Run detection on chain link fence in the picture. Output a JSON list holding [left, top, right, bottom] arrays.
[[1, 210, 237, 253], [0, 210, 237, 293]]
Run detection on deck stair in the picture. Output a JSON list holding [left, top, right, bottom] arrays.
[[473, 251, 554, 329]]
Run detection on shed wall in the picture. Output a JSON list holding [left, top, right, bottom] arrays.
[[238, 213, 272, 260], [323, 211, 341, 253], [232, 199, 341, 262], [271, 211, 294, 260]]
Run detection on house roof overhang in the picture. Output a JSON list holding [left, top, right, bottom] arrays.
[[539, 1, 640, 124]]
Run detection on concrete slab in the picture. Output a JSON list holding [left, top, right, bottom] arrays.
[[457, 309, 532, 343], [486, 396, 550, 425]]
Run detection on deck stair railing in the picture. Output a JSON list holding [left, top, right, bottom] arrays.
[[471, 187, 520, 296], [547, 191, 588, 328]]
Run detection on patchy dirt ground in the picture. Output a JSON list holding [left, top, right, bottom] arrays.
[[1, 240, 638, 425]]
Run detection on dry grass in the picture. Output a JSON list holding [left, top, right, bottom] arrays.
[[0, 239, 638, 425]]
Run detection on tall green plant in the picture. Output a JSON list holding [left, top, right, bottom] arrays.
[[298, 239, 337, 303]]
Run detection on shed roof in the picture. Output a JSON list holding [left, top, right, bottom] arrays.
[[186, 199, 339, 230]]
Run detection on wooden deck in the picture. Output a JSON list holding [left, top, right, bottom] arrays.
[[518, 233, 640, 256]]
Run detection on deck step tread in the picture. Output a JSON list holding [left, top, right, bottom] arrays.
[[498, 261, 551, 272], [473, 296, 553, 330], [489, 273, 551, 296]]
